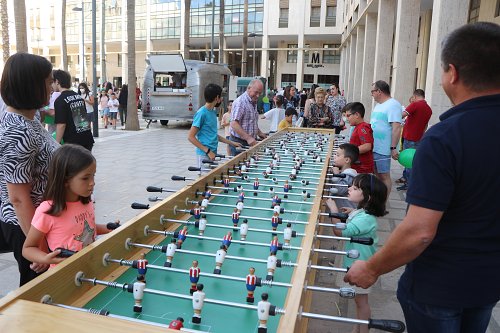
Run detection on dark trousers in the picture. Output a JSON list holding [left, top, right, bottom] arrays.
[[229, 136, 249, 156], [0, 222, 40, 286], [119, 106, 127, 125]]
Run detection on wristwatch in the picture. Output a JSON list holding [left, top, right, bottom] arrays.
[[206, 148, 211, 155]]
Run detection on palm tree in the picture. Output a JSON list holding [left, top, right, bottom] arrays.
[[61, 0, 68, 71], [183, 0, 190, 59], [125, 0, 139, 130], [1, 0, 9, 63], [13, 0, 28, 52], [241, 0, 248, 76]]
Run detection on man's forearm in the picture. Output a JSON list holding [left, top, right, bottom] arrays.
[[55, 124, 66, 143], [231, 120, 252, 141], [367, 205, 441, 277], [391, 122, 402, 147]]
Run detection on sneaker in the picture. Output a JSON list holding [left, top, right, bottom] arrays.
[[397, 184, 408, 191], [395, 177, 407, 184]]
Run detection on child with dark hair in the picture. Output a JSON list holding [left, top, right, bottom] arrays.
[[328, 143, 359, 208], [22, 144, 117, 267], [278, 107, 298, 130], [345, 102, 374, 173], [327, 173, 386, 333], [261, 94, 285, 133], [188, 84, 241, 169]]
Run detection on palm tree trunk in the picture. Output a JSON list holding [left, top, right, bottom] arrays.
[[13, 0, 28, 52], [125, 0, 139, 130], [1, 0, 10, 63], [61, 0, 68, 71], [183, 0, 190, 59], [241, 0, 248, 76], [100, 0, 106, 83], [218, 0, 224, 64]]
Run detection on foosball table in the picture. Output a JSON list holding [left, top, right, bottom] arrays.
[[0, 128, 405, 333]]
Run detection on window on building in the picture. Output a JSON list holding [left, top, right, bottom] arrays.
[[325, 0, 337, 26], [303, 44, 311, 63], [310, 0, 321, 27], [50, 56, 56, 65], [287, 44, 298, 63], [322, 44, 340, 64], [468, 0, 481, 23], [281, 74, 296, 86], [317, 74, 338, 85], [496, 0, 500, 17], [303, 74, 314, 84], [279, 0, 289, 28]]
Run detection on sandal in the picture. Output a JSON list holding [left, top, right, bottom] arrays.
[[395, 177, 406, 184]]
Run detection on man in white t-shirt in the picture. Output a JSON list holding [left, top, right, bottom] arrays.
[[260, 95, 285, 133], [370, 80, 402, 197]]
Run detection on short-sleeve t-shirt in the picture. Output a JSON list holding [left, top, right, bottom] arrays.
[[341, 209, 378, 268], [263, 107, 285, 132], [54, 90, 94, 149], [0, 112, 59, 226], [221, 112, 231, 137], [402, 99, 432, 142], [402, 94, 500, 308], [192, 105, 218, 156], [230, 92, 259, 139], [32, 200, 96, 256], [278, 118, 291, 131], [370, 98, 402, 155], [350, 122, 374, 173]]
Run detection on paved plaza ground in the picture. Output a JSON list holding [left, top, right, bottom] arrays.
[[0, 116, 498, 332]]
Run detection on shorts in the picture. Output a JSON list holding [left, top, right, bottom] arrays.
[[102, 108, 110, 116], [109, 112, 118, 120], [334, 252, 372, 295], [373, 152, 391, 174]]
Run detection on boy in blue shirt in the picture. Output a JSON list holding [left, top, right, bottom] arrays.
[[188, 84, 241, 172]]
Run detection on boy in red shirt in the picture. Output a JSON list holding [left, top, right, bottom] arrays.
[[345, 102, 374, 173]]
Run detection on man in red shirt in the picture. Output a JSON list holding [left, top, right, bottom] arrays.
[[398, 89, 432, 190], [346, 102, 374, 173]]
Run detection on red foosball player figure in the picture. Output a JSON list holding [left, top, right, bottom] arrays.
[[168, 317, 184, 330], [232, 208, 240, 228], [271, 212, 280, 233], [246, 267, 257, 303], [189, 260, 201, 295], [270, 236, 280, 253], [238, 191, 245, 202], [222, 231, 232, 248], [271, 195, 280, 208], [223, 177, 230, 188], [214, 245, 227, 274], [176, 226, 188, 249], [136, 253, 148, 282], [204, 190, 212, 198], [257, 293, 271, 333], [253, 178, 260, 196], [192, 284, 205, 324], [193, 203, 201, 221], [164, 238, 177, 267], [132, 275, 146, 313]]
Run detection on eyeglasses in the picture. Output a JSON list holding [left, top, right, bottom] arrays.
[[371, 89, 379, 94], [346, 113, 354, 117]]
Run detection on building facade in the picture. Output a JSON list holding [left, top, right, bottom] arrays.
[[17, 0, 345, 90], [339, 0, 500, 123]]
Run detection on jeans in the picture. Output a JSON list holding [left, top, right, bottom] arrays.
[[397, 276, 496, 333], [229, 136, 248, 156], [402, 139, 419, 184]]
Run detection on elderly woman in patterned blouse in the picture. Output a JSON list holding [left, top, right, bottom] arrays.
[[0, 53, 59, 286], [306, 87, 332, 128], [326, 83, 347, 134]]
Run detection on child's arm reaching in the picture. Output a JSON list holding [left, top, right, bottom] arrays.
[[96, 220, 121, 235], [22, 227, 65, 265]]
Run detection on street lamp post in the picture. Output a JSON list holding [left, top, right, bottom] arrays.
[[248, 32, 262, 77], [72, 2, 85, 82]]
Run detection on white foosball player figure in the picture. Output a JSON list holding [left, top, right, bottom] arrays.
[[133, 275, 146, 313], [214, 245, 227, 274], [236, 200, 244, 213], [283, 223, 293, 246], [192, 284, 205, 324], [198, 215, 207, 235], [257, 293, 271, 333], [266, 252, 278, 281], [268, 187, 275, 197], [241, 164, 247, 172], [273, 204, 281, 214], [240, 219, 249, 240], [164, 239, 177, 267], [201, 198, 209, 210]]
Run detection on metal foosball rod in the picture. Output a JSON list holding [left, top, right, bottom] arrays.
[[102, 254, 356, 298], [193, 190, 315, 206], [185, 199, 309, 216]]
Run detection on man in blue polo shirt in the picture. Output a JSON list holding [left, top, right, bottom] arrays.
[[344, 22, 500, 333], [188, 84, 241, 173]]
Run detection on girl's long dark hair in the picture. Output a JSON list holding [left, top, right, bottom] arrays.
[[353, 174, 387, 217], [43, 144, 96, 216], [78, 82, 91, 97]]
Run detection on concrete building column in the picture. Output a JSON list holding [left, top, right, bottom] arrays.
[[347, 33, 357, 102], [392, 0, 421, 106], [353, 25, 365, 101], [373, 0, 396, 85], [416, 10, 432, 91], [425, 0, 469, 125], [360, 13, 377, 113], [260, 35, 269, 81], [343, 40, 351, 97], [296, 34, 305, 89], [339, 44, 345, 88]]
